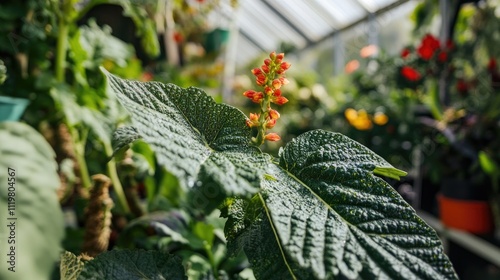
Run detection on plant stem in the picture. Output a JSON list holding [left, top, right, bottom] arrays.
[[254, 96, 271, 146], [55, 15, 69, 82], [203, 241, 218, 279], [104, 142, 131, 214], [70, 126, 92, 190]]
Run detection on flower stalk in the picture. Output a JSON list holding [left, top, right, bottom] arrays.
[[243, 52, 291, 146]]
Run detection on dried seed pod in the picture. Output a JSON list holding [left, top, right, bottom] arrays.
[[82, 174, 113, 257]]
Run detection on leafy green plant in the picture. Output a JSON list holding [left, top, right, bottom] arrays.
[[0, 122, 64, 280], [86, 51, 459, 279]]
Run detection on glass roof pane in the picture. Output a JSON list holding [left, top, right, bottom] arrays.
[[266, 0, 332, 41], [358, 0, 397, 13], [314, 0, 366, 26], [238, 0, 307, 50], [235, 35, 262, 65]]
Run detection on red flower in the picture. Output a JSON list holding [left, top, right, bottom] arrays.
[[456, 79, 469, 93], [417, 45, 435, 60], [276, 61, 291, 74], [438, 51, 448, 62], [488, 58, 497, 72], [401, 66, 421, 81], [276, 53, 285, 62], [401, 48, 411, 59], [173, 32, 184, 43], [421, 34, 440, 50], [261, 64, 270, 73], [243, 90, 257, 99], [251, 68, 262, 76], [417, 34, 440, 60]]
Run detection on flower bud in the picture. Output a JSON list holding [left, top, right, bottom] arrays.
[[279, 77, 289, 85], [251, 92, 264, 103], [276, 53, 284, 62], [264, 86, 273, 95], [273, 89, 282, 97], [280, 62, 291, 72], [269, 51, 276, 60], [261, 64, 270, 73], [272, 96, 288, 105], [268, 109, 280, 120], [246, 112, 260, 127], [264, 59, 271, 66], [251, 68, 262, 76], [272, 79, 282, 89], [265, 119, 276, 128], [264, 133, 280, 141], [256, 74, 267, 86], [243, 90, 256, 99], [249, 112, 259, 122]]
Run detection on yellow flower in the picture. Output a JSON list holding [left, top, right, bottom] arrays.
[[345, 108, 372, 130], [344, 108, 358, 122], [373, 112, 389, 125]]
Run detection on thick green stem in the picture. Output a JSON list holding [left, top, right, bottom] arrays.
[[104, 142, 131, 214], [55, 17, 69, 82]]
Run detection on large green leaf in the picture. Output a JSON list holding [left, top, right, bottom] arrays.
[[77, 249, 186, 280], [0, 122, 64, 280], [229, 130, 457, 279], [103, 69, 268, 210]]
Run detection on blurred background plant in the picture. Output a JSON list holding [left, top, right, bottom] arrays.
[[0, 0, 247, 279]]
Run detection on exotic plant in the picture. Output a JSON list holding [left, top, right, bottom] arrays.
[[62, 52, 457, 279]]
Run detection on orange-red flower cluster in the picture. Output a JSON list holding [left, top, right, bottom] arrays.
[[243, 51, 291, 144]]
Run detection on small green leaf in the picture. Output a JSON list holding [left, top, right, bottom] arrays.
[[479, 150, 499, 176], [373, 166, 407, 180], [111, 126, 141, 156], [0, 122, 64, 280], [103, 69, 269, 211], [263, 173, 277, 181], [77, 249, 186, 280]]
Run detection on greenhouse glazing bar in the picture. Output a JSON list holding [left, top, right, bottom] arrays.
[[296, 0, 410, 52]]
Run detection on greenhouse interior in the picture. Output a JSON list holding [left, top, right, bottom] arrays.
[[1, 0, 500, 279]]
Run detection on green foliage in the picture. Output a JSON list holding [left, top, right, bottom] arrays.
[[104, 69, 269, 212], [76, 249, 185, 280], [0, 122, 64, 280], [104, 72, 458, 279], [0, 59, 6, 84]]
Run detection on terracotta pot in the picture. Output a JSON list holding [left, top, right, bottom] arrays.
[[438, 194, 494, 234]]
